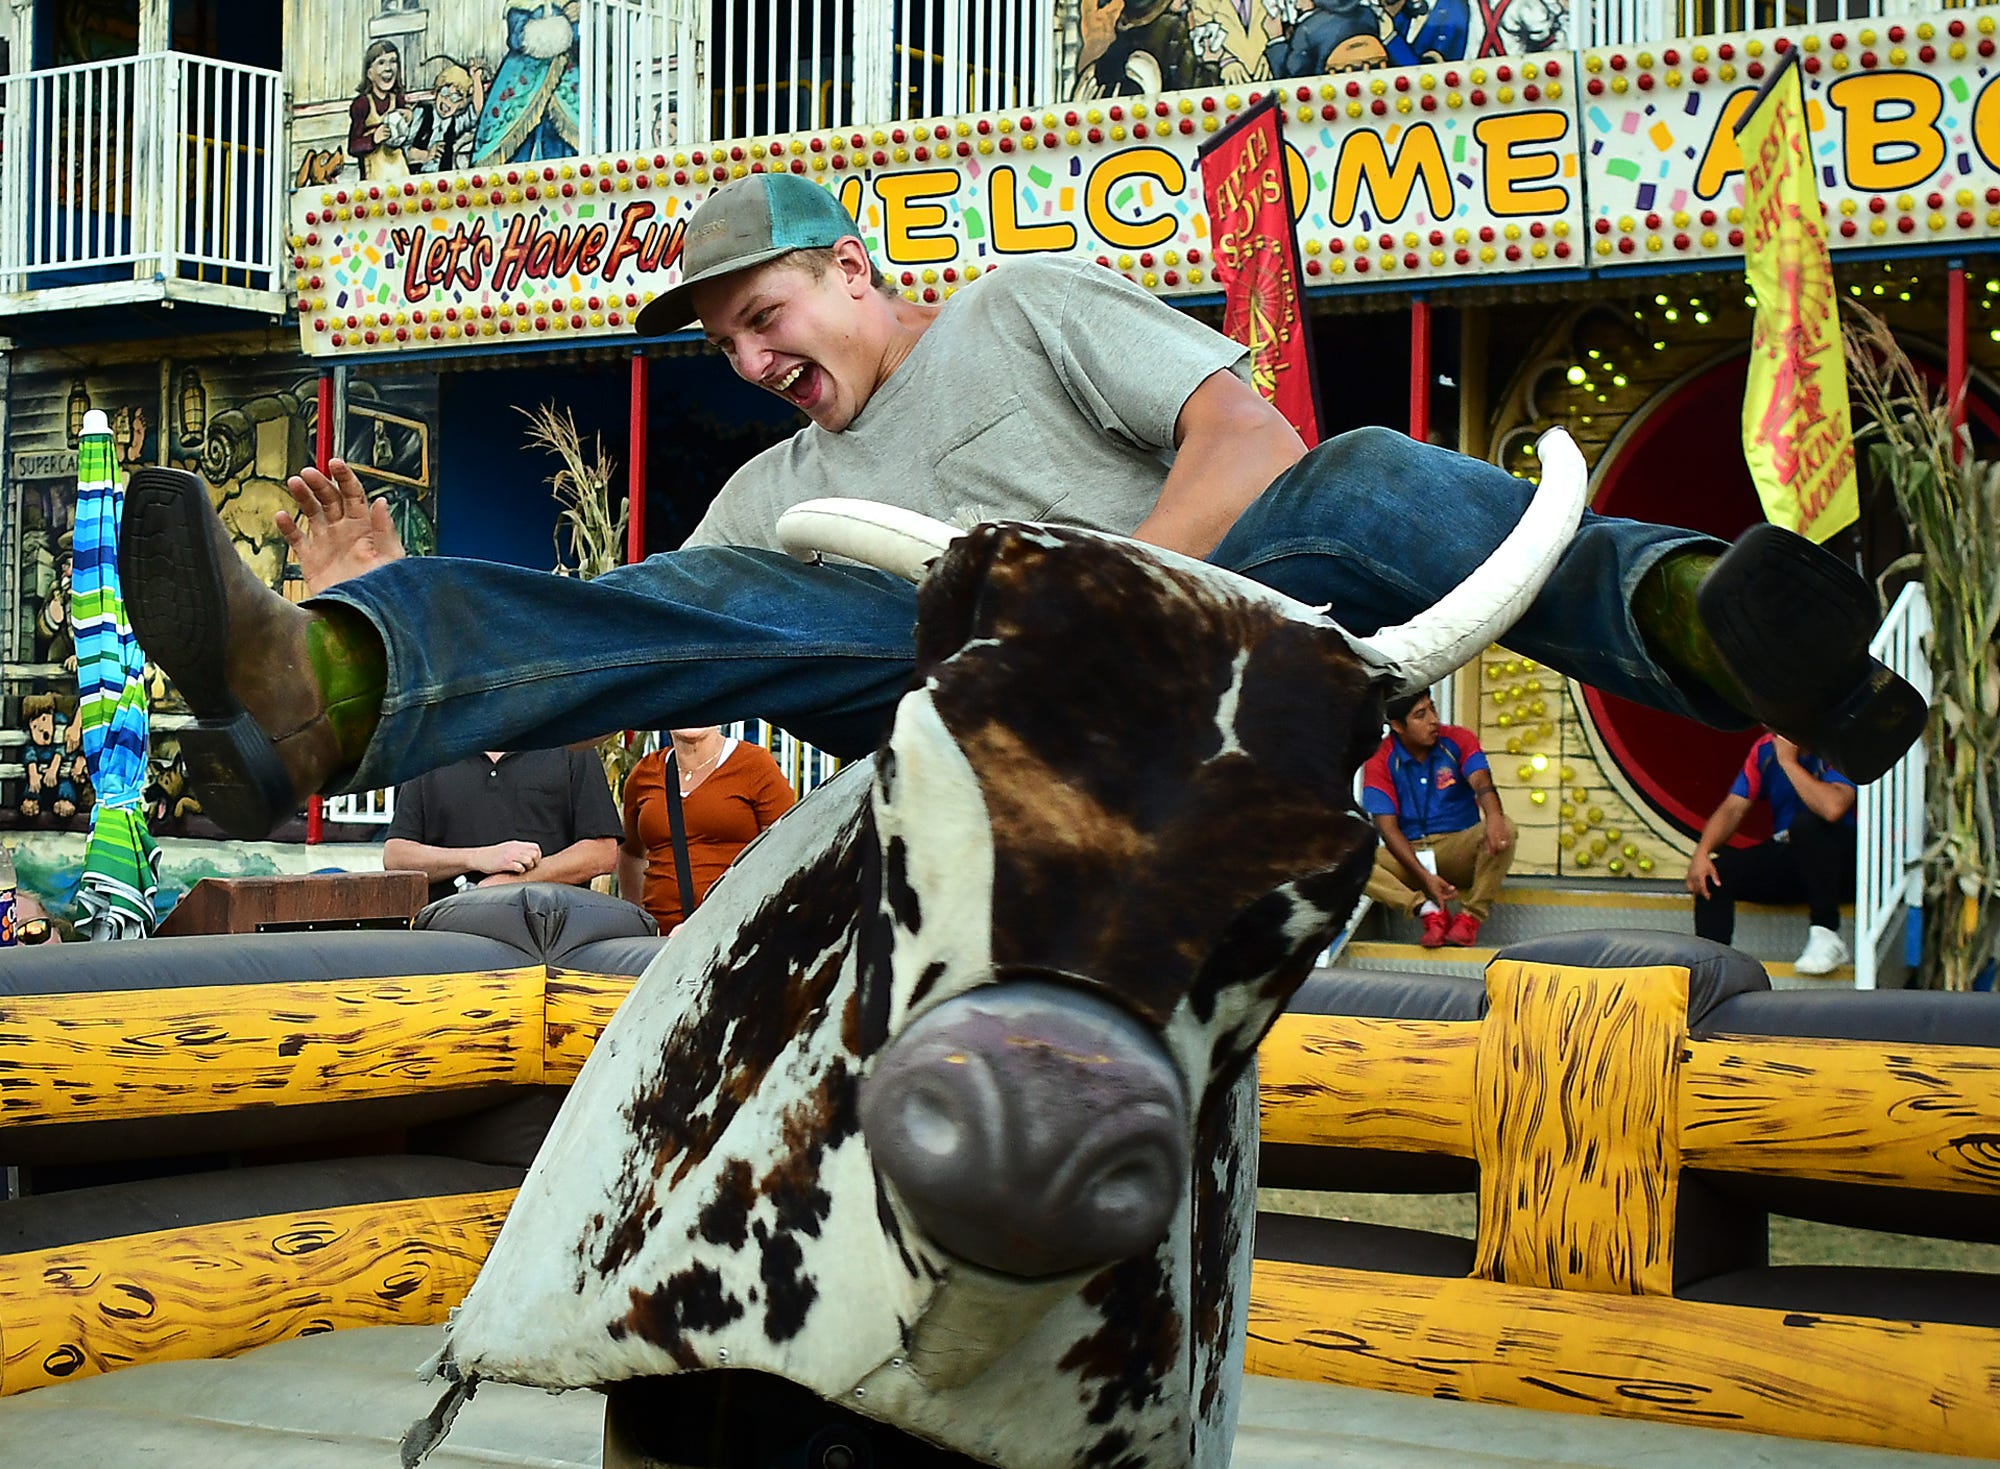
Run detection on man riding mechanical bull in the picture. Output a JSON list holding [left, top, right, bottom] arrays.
[[119, 175, 1924, 1467]]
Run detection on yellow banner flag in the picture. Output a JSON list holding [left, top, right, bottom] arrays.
[[1736, 50, 1859, 544]]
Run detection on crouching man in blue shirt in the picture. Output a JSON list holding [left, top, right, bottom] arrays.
[[1685, 731, 1857, 975], [1361, 691, 1514, 949]]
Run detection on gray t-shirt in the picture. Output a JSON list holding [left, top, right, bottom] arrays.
[[683, 255, 1249, 551]]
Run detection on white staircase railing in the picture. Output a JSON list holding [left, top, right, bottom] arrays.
[[0, 52, 283, 299], [1854, 581, 1931, 991]]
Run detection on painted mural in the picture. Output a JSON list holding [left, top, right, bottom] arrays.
[[3, 346, 438, 841], [1069, 0, 1568, 98], [291, 1, 584, 188], [3, 828, 397, 936]]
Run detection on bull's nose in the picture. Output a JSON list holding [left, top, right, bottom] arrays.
[[859, 981, 1188, 1278]]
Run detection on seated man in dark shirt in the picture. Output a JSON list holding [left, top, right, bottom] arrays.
[[1684, 731, 1857, 975], [383, 747, 621, 906]]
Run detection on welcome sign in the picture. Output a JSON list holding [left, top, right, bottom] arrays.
[[292, 12, 2000, 358]]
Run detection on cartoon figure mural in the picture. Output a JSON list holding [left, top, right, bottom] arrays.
[[409, 57, 489, 172], [18, 695, 63, 820], [13, 694, 90, 824], [5, 361, 439, 835], [34, 535, 75, 675], [1261, 0, 1393, 75], [1083, 0, 1204, 96], [350, 39, 415, 183], [472, 3, 581, 165], [54, 712, 92, 821], [147, 743, 200, 826], [1483, 0, 1569, 56], [295, 148, 348, 188], [1187, 1, 1267, 87], [111, 403, 155, 472], [1380, 0, 1471, 66], [1068, 0, 1554, 90]]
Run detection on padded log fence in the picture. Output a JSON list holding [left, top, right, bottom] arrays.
[[0, 886, 657, 1395], [9, 893, 1998, 1464], [1248, 930, 2000, 1460]]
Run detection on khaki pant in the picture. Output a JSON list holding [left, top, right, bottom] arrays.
[[1366, 821, 1514, 921]]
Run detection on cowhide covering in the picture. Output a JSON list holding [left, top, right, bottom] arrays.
[[419, 524, 1389, 1468]]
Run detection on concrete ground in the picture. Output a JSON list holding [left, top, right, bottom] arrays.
[[0, 1325, 1980, 1468]]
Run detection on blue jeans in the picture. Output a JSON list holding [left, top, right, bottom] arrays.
[[322, 427, 1732, 792]]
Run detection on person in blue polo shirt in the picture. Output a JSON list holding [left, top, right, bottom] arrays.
[[1361, 690, 1514, 948], [1684, 731, 1857, 975]]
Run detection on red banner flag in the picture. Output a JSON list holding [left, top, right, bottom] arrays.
[[1197, 95, 1322, 449]]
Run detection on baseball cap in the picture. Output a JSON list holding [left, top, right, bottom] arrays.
[[634, 174, 863, 336]]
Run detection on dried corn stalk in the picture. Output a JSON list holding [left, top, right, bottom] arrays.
[[1845, 306, 2000, 990], [521, 403, 639, 801]]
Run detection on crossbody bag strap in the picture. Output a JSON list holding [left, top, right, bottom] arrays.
[[664, 749, 699, 916]]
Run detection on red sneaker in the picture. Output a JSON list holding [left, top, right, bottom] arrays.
[[1419, 909, 1451, 948], [1444, 911, 1483, 947]]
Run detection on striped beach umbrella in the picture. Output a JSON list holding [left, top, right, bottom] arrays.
[[73, 408, 158, 939]]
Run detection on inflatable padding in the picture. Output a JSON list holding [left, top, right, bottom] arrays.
[[0, 1155, 521, 1254], [9, 1084, 536, 1171], [0, 929, 527, 995], [1258, 1143, 1476, 1196], [1493, 928, 1769, 1022], [1249, 928, 2000, 1459], [1289, 966, 1486, 1020], [1699, 985, 2000, 1047], [1254, 1213, 1475, 1277], [413, 882, 658, 958], [1680, 1265, 2000, 1330], [0, 1155, 521, 1395]]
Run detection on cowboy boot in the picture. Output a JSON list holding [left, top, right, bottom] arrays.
[[121, 467, 385, 839], [1637, 524, 1926, 785]]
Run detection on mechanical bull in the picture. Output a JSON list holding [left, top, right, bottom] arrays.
[[404, 430, 1589, 1469]]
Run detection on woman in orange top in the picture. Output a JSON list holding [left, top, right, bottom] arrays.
[[618, 727, 796, 932]]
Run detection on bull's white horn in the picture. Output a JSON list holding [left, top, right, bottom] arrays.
[[1349, 427, 1589, 694], [777, 498, 961, 584]]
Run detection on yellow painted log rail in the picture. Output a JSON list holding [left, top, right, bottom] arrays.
[[0, 964, 641, 1395], [1249, 958, 2000, 1458], [0, 1189, 513, 1395], [0, 970, 551, 1124]]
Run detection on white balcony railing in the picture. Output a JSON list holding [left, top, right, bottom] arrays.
[[1854, 581, 1931, 991], [575, 0, 1972, 158], [580, 0, 1058, 149], [1570, 0, 1971, 49], [0, 52, 284, 305]]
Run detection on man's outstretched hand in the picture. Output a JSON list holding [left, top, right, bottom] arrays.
[[279, 457, 406, 595]]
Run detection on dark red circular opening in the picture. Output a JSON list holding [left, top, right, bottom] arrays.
[[1583, 355, 1771, 844], [1584, 348, 1998, 845]]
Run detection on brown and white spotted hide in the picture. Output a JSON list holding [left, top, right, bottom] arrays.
[[423, 524, 1386, 1469]]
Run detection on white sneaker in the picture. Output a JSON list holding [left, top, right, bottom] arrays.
[[1793, 925, 1851, 976]]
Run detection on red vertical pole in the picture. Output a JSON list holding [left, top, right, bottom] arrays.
[[1409, 296, 1432, 444], [628, 350, 649, 565], [1948, 264, 1968, 459], [315, 373, 334, 468], [305, 373, 335, 845]]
